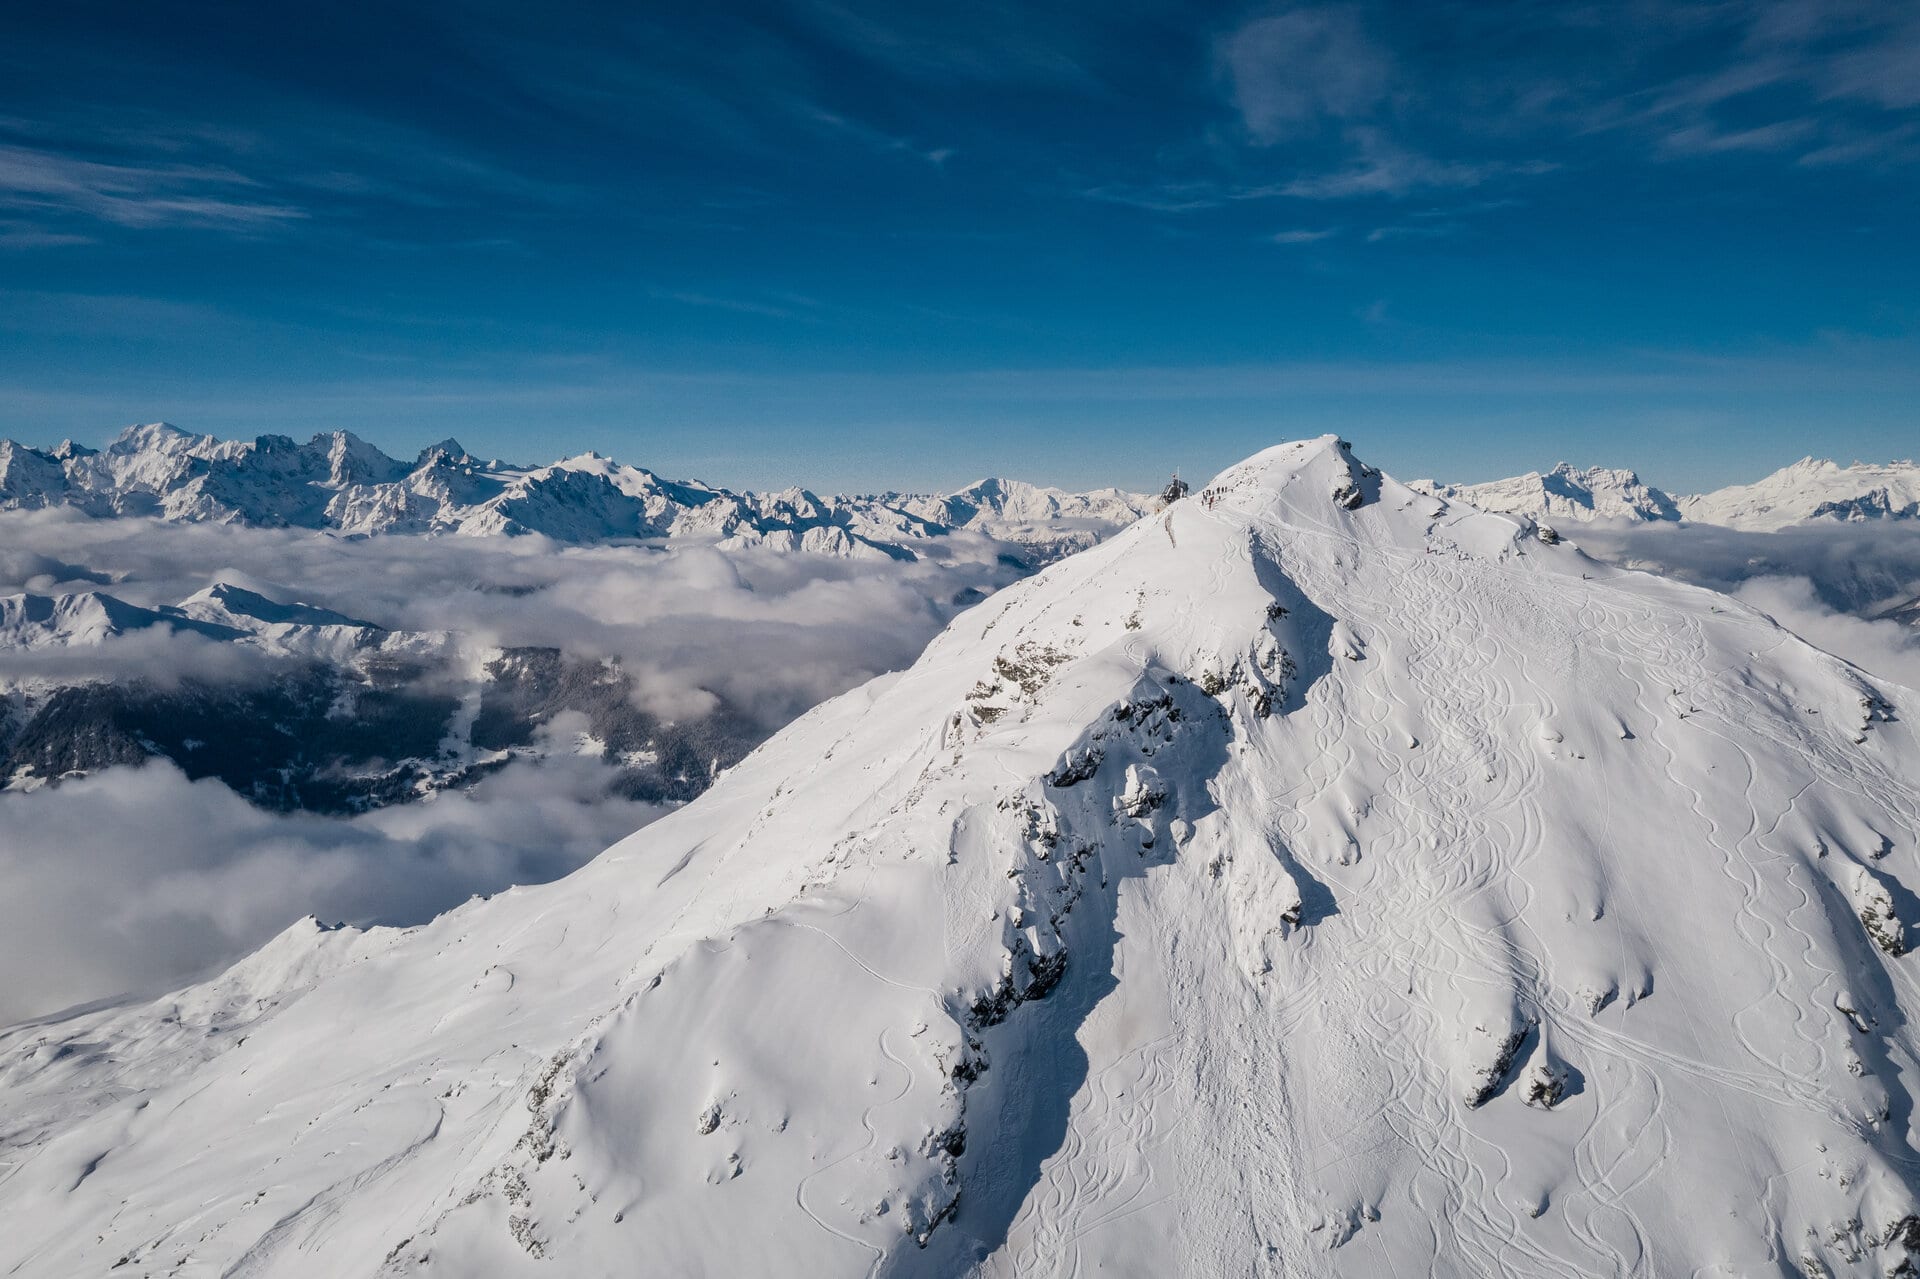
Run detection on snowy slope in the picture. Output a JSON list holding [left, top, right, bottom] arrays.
[[1410, 463, 1683, 524], [1682, 458, 1920, 530], [0, 425, 1149, 560], [4, 437, 1920, 1277]]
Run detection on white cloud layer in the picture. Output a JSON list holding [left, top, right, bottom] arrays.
[[0, 509, 1013, 726], [0, 753, 666, 1026], [0, 514, 1020, 1024]]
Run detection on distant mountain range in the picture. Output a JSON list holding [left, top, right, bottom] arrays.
[[0, 423, 1153, 561], [1411, 456, 1920, 530], [9, 423, 1913, 542]]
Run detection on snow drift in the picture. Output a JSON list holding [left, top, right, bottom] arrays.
[[2, 436, 1918, 1278]]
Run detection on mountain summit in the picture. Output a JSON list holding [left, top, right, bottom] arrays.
[[3, 437, 1917, 1277]]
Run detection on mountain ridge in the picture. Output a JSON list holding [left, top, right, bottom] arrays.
[[1412, 455, 1920, 530], [0, 423, 1153, 561]]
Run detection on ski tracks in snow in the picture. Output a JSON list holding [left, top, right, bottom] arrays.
[[999, 1031, 1182, 1278], [794, 1027, 916, 1279]]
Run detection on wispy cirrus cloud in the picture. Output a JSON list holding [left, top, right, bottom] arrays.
[[0, 218, 91, 249], [1269, 227, 1336, 244], [1143, 0, 1920, 225], [1365, 221, 1457, 243], [1278, 130, 1530, 199], [0, 97, 576, 248], [794, 0, 1102, 89], [1529, 0, 1920, 167], [1656, 118, 1821, 156], [0, 143, 307, 230], [646, 285, 824, 322]]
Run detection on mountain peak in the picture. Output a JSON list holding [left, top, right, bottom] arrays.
[[1200, 433, 1366, 495], [108, 421, 198, 452], [414, 438, 473, 467], [181, 581, 382, 631]]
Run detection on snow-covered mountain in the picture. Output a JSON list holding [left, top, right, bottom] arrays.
[[0, 590, 248, 649], [1680, 458, 1920, 531], [1412, 456, 1920, 531], [0, 424, 1152, 561], [890, 477, 1156, 559], [5, 436, 1918, 1277], [1409, 462, 1683, 524]]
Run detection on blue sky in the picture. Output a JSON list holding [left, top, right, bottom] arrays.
[[1, 0, 1916, 493]]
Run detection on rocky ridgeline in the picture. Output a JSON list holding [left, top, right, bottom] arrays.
[[0, 423, 1151, 561]]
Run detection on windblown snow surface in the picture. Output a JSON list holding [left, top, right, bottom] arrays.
[[4, 437, 1920, 1278]]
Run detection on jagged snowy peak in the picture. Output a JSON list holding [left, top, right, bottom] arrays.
[[1419, 456, 1920, 532], [175, 582, 382, 633], [1682, 457, 1920, 531], [0, 579, 405, 687], [167, 582, 396, 661], [859, 478, 1153, 566], [5, 436, 1920, 1277], [1409, 462, 1683, 524], [0, 424, 1150, 559], [0, 582, 383, 658], [0, 440, 76, 509], [0, 591, 246, 649], [896, 476, 1154, 529]]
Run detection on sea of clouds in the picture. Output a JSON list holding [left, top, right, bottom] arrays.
[[0, 512, 1023, 1024]]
